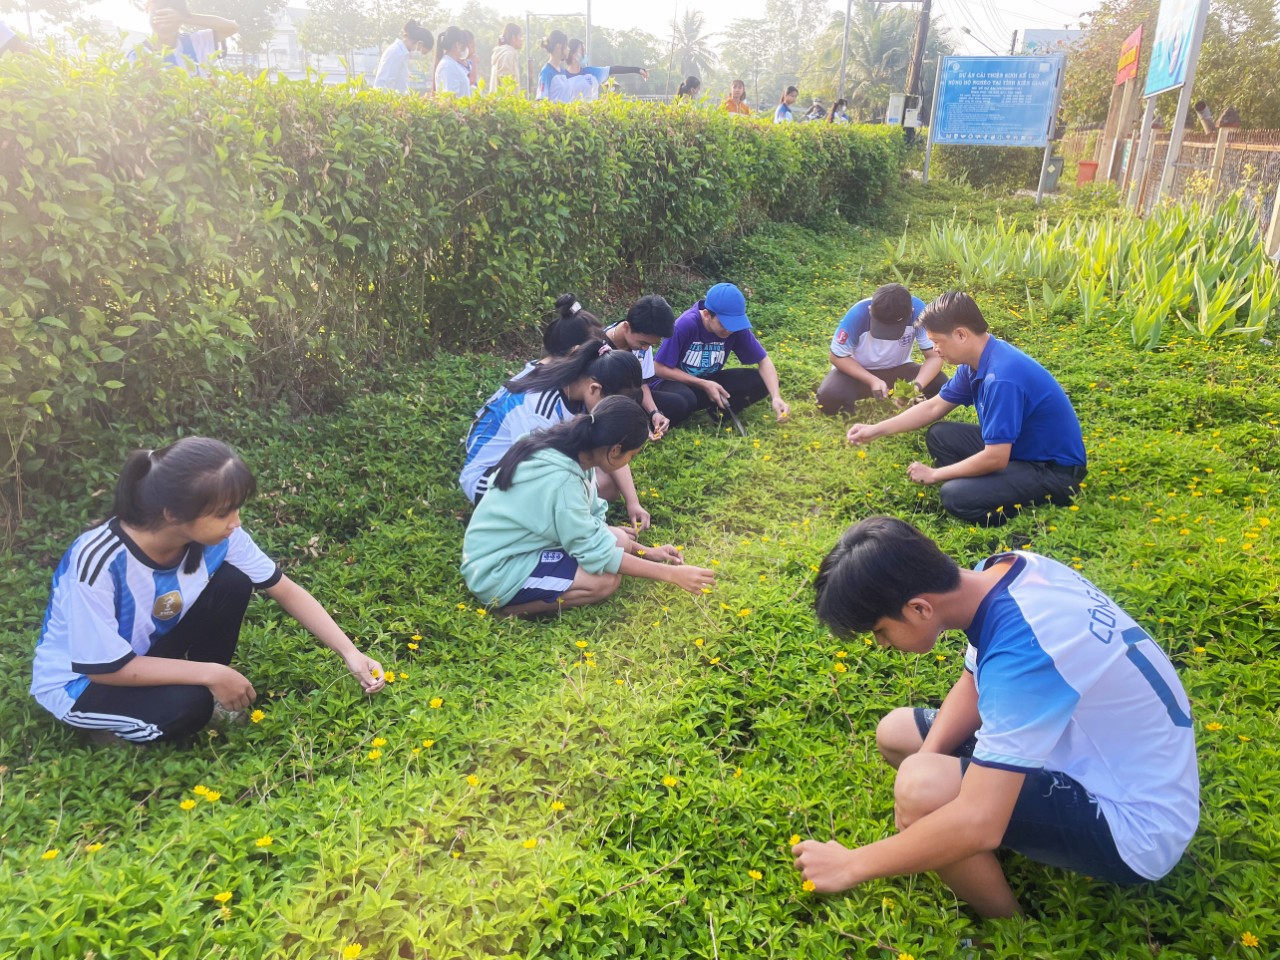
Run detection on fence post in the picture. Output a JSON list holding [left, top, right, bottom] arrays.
[[1266, 180, 1280, 258], [1210, 126, 1230, 191]]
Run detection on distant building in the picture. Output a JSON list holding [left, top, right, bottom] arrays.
[[1021, 29, 1084, 54]]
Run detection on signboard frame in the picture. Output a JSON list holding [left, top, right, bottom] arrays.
[[928, 55, 1065, 148], [1144, 0, 1206, 97]]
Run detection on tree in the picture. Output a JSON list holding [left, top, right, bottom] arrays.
[[668, 9, 715, 86], [205, 0, 288, 57], [298, 0, 437, 70], [593, 26, 668, 94], [0, 0, 89, 39]]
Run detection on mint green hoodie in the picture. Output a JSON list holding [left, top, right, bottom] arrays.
[[461, 448, 625, 606]]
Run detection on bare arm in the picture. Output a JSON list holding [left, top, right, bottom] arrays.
[[618, 552, 715, 593], [265, 575, 384, 694], [830, 352, 887, 396], [908, 442, 1011, 485], [919, 670, 981, 755], [186, 11, 239, 41], [757, 355, 790, 419], [847, 394, 956, 444], [653, 361, 723, 398], [915, 347, 944, 389], [88, 655, 256, 710]]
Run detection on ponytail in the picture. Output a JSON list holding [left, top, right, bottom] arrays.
[[508, 338, 642, 401], [493, 396, 650, 491], [677, 75, 700, 97], [542, 293, 603, 357], [543, 29, 567, 54], [436, 24, 464, 68]]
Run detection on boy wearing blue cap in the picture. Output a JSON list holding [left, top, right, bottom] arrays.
[[651, 283, 791, 428]]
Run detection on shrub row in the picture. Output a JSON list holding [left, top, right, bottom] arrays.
[[0, 55, 905, 510]]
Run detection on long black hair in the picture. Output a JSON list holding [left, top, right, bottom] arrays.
[[676, 75, 701, 97], [493, 395, 650, 491], [507, 338, 642, 402], [543, 293, 603, 357]]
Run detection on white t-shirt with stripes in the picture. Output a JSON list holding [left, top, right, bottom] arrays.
[[30, 519, 280, 719]]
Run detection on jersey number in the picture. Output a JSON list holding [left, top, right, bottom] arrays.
[[1122, 626, 1193, 728]]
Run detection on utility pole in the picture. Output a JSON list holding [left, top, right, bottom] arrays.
[[837, 0, 852, 100], [1009, 30, 1017, 55], [904, 0, 931, 102]]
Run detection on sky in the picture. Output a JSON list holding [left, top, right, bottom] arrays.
[[77, 0, 1098, 56]]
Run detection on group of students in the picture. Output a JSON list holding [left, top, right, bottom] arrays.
[[28, 279, 1199, 928]]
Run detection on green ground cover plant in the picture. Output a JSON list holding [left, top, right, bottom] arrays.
[[0, 54, 902, 514], [1, 184, 1277, 958]]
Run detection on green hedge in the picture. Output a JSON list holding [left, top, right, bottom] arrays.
[[929, 144, 1045, 193], [0, 55, 904, 506]]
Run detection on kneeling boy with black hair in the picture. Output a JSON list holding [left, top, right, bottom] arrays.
[[604, 295, 677, 439], [794, 516, 1199, 918]]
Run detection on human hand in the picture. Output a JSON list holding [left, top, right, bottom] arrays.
[[346, 654, 386, 694], [207, 664, 256, 711], [846, 423, 879, 445], [643, 544, 684, 565], [907, 461, 939, 485], [772, 396, 791, 421], [648, 410, 671, 440], [792, 839, 860, 893], [627, 503, 652, 531], [704, 380, 731, 407], [150, 7, 182, 31], [869, 377, 890, 400], [669, 564, 716, 594], [639, 68, 650, 80]]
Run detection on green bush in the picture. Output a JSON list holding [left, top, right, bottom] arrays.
[[0, 56, 904, 511], [930, 144, 1045, 193]]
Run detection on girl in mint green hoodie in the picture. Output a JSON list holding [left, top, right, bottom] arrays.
[[461, 397, 716, 617]]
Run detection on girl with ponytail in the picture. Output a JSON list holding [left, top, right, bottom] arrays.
[[30, 437, 385, 746], [462, 397, 716, 616], [461, 336, 654, 529]]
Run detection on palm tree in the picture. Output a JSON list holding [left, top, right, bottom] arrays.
[[668, 9, 716, 83]]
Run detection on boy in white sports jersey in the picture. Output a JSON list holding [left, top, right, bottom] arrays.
[[795, 516, 1199, 918]]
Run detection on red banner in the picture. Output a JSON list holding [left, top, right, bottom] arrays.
[[1115, 26, 1143, 85]]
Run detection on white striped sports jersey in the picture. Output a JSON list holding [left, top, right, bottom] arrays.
[[460, 363, 573, 503], [963, 551, 1199, 880], [30, 519, 280, 719]]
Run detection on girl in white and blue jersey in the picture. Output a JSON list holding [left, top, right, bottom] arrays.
[[31, 437, 385, 746], [460, 339, 650, 530], [535, 29, 569, 99]]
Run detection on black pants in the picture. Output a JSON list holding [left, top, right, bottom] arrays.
[[62, 564, 253, 743], [815, 363, 947, 415], [926, 422, 1086, 527], [649, 368, 769, 428]]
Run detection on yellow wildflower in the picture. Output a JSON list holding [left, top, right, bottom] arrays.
[[429, 697, 443, 708], [40, 849, 59, 860], [1205, 722, 1224, 731], [747, 869, 762, 880], [180, 799, 197, 811], [371, 737, 387, 748], [342, 945, 364, 960], [204, 791, 221, 803], [466, 774, 479, 787], [249, 709, 264, 723], [551, 801, 566, 811], [255, 836, 273, 848], [1241, 932, 1260, 948], [802, 879, 816, 892], [193, 784, 209, 796], [85, 843, 103, 853], [367, 749, 382, 760], [833, 662, 847, 673], [789, 834, 801, 846], [522, 838, 538, 849], [575, 640, 589, 648], [662, 775, 678, 788], [213, 891, 233, 904], [422, 739, 435, 748]]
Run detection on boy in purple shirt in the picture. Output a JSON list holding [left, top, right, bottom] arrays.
[[651, 283, 791, 428]]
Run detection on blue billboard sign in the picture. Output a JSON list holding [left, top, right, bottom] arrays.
[[931, 56, 1064, 147], [1144, 0, 1205, 96]]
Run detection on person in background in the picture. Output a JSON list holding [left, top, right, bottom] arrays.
[[722, 79, 751, 115], [490, 22, 523, 92], [774, 85, 798, 123], [651, 282, 790, 428], [535, 29, 569, 99], [828, 98, 850, 123], [817, 283, 945, 414], [29, 437, 385, 746], [603, 295, 677, 440], [372, 19, 433, 92], [803, 99, 825, 121], [462, 398, 715, 617], [460, 28, 479, 90], [558, 38, 648, 102], [128, 0, 238, 77], [675, 75, 701, 99], [434, 25, 471, 97], [0, 19, 35, 56]]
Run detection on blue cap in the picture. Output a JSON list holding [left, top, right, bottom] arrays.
[[703, 282, 750, 332]]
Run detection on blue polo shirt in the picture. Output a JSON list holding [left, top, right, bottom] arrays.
[[939, 337, 1085, 467]]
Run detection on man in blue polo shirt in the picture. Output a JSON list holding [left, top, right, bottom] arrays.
[[795, 516, 1198, 917], [846, 291, 1086, 526]]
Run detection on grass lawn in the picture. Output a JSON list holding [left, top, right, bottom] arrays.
[[1, 184, 1277, 959]]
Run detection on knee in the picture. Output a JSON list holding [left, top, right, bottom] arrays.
[[160, 687, 216, 741], [893, 754, 952, 829], [589, 572, 622, 602], [876, 708, 921, 767]]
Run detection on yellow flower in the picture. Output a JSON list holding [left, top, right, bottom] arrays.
[[249, 709, 264, 724], [367, 749, 382, 760], [213, 891, 233, 904], [475, 608, 487, 617], [193, 784, 209, 796], [342, 945, 364, 959], [662, 775, 678, 788], [802, 879, 816, 892], [1205, 722, 1224, 731], [1194, 646, 1206, 653], [522, 838, 539, 849], [1241, 932, 1260, 948], [898, 954, 916, 960], [422, 739, 435, 748], [40, 849, 59, 860], [789, 834, 801, 846], [180, 799, 197, 811], [709, 657, 721, 665], [732, 767, 743, 779], [835, 650, 847, 658], [429, 697, 443, 709], [747, 869, 762, 880], [738, 608, 752, 617], [255, 836, 273, 848], [371, 737, 387, 748], [204, 791, 221, 803], [882, 896, 895, 909], [551, 801, 566, 811], [456, 602, 468, 610], [407, 642, 419, 651], [466, 774, 479, 787], [833, 662, 847, 673], [85, 843, 103, 853], [450, 851, 461, 859], [383, 671, 396, 684], [575, 640, 589, 648], [411, 634, 422, 641], [694, 638, 705, 647]]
